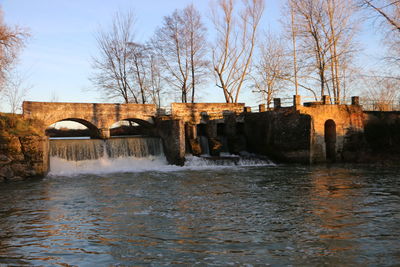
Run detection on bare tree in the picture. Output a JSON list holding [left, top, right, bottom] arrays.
[[252, 33, 290, 108], [290, 1, 300, 96], [91, 11, 144, 104], [361, 0, 400, 76], [287, 0, 359, 103], [2, 69, 31, 113], [152, 11, 188, 103], [0, 8, 29, 90], [325, 0, 360, 103], [294, 0, 331, 98], [361, 0, 400, 32], [129, 43, 167, 107], [148, 53, 164, 108], [339, 55, 360, 102], [282, 1, 318, 99], [183, 5, 209, 103], [361, 74, 400, 110], [152, 4, 208, 103], [211, 0, 265, 103], [129, 42, 150, 104]]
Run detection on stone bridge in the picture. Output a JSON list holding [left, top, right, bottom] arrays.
[[23, 101, 157, 138]]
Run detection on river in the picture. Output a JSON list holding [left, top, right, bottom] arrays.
[[0, 163, 399, 266]]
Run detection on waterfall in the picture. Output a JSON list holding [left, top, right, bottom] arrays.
[[50, 137, 164, 161], [49, 137, 167, 175], [106, 137, 163, 158], [50, 139, 104, 161], [199, 136, 210, 155], [48, 137, 274, 176]]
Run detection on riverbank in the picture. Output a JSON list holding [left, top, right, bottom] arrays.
[[0, 113, 49, 181]]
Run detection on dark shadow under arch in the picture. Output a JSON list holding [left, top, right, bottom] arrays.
[[324, 119, 336, 162], [46, 118, 100, 138], [110, 118, 155, 137], [122, 118, 154, 127]]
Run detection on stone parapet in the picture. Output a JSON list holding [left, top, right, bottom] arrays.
[[297, 104, 364, 163], [171, 103, 245, 124]]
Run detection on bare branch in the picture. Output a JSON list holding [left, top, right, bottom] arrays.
[[211, 0, 265, 103], [0, 8, 29, 89], [151, 5, 208, 103]]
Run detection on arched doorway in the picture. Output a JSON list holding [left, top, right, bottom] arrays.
[[324, 119, 336, 162]]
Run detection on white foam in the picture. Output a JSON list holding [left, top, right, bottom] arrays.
[[48, 156, 170, 176], [184, 155, 275, 168], [48, 154, 275, 176]]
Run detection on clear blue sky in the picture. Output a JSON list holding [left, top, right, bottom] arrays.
[[1, 0, 382, 110]]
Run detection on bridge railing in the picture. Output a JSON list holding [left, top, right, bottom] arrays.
[[273, 96, 400, 111], [359, 99, 400, 111], [157, 97, 400, 116]]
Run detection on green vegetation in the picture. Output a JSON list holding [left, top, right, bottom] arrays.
[[0, 113, 43, 138]]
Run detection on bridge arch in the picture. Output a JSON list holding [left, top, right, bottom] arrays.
[[46, 118, 101, 139], [109, 118, 156, 137], [23, 101, 158, 139], [122, 117, 154, 126]]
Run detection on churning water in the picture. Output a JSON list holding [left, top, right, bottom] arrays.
[[48, 137, 273, 175], [0, 138, 399, 265], [50, 136, 164, 161], [49, 137, 169, 175]]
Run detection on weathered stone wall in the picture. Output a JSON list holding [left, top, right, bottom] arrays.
[[20, 100, 400, 166], [297, 104, 364, 163], [0, 114, 49, 181], [156, 119, 185, 166], [243, 104, 366, 163], [171, 103, 245, 124], [170, 103, 245, 156], [244, 109, 312, 163], [363, 111, 400, 156]]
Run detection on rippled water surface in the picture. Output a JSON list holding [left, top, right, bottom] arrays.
[[0, 165, 400, 266]]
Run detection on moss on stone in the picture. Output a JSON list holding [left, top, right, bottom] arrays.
[[0, 113, 44, 138], [0, 113, 48, 181]]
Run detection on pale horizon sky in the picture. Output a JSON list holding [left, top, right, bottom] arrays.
[[1, 0, 385, 112]]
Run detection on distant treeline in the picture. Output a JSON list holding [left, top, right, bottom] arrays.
[[46, 126, 145, 137], [46, 127, 91, 137], [110, 126, 144, 136]]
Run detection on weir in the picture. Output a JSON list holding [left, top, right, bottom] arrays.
[[22, 97, 370, 168], [199, 136, 210, 155], [5, 96, 393, 181], [50, 137, 164, 162], [48, 136, 272, 176], [48, 136, 168, 175]]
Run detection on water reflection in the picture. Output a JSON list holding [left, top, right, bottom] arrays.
[[0, 180, 52, 265], [303, 167, 361, 265], [0, 166, 399, 265], [305, 166, 400, 266]]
